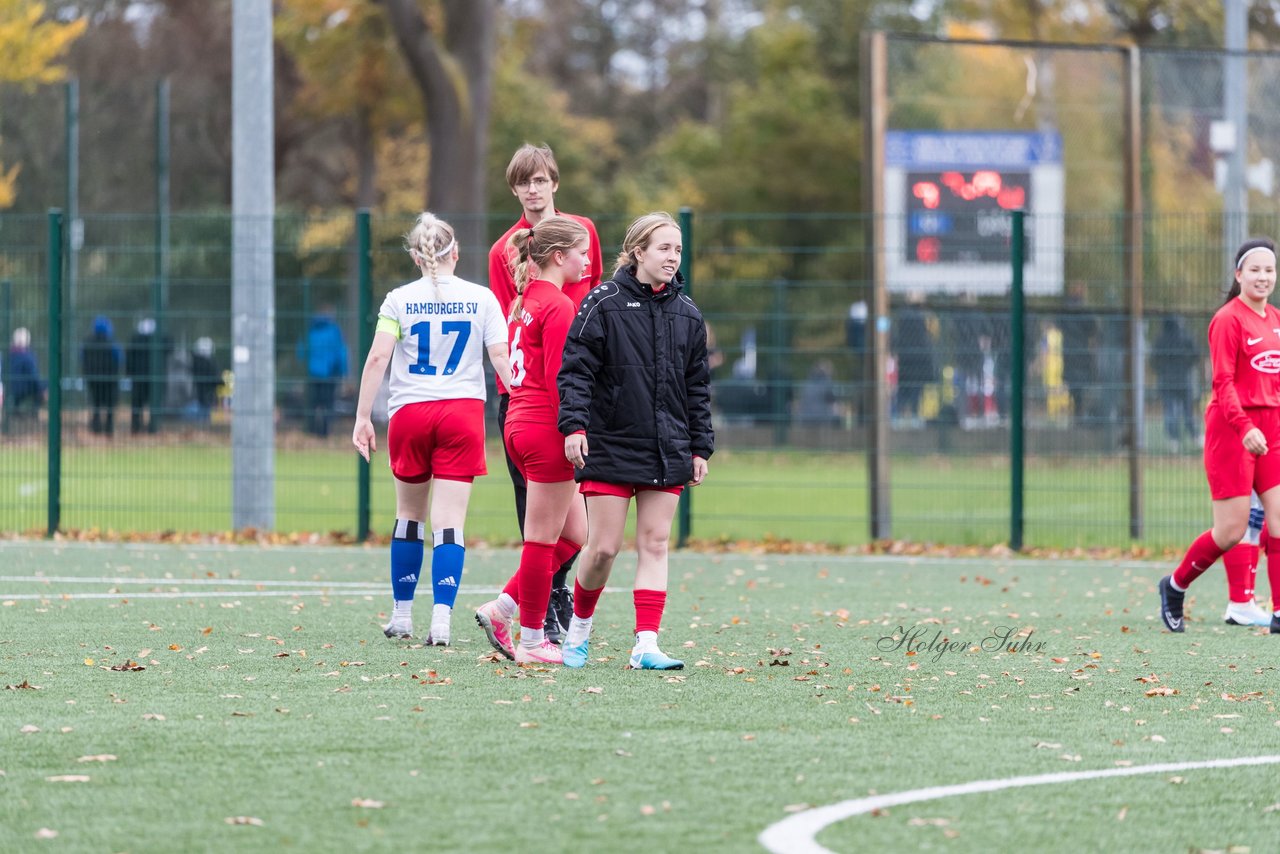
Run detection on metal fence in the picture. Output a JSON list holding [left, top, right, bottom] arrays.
[[0, 208, 1264, 549]]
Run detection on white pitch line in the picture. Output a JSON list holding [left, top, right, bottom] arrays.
[[0, 575, 388, 589], [0, 589, 384, 601], [0, 585, 505, 602], [758, 754, 1280, 854]]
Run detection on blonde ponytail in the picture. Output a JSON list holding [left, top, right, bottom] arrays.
[[404, 212, 457, 299]]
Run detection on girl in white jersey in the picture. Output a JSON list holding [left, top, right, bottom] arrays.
[[352, 213, 512, 646]]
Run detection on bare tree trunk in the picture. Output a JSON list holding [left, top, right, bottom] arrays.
[[377, 0, 495, 279]]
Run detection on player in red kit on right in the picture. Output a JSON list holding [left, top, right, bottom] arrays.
[[476, 216, 592, 665], [1160, 237, 1280, 634]]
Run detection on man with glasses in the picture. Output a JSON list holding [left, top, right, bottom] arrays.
[[488, 144, 603, 644]]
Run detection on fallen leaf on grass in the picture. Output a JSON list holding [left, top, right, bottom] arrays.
[[1263, 803, 1280, 814], [1134, 674, 1160, 684], [20, 725, 39, 733], [45, 775, 91, 782], [224, 816, 264, 826], [783, 804, 811, 813], [142, 713, 165, 721], [76, 755, 117, 763], [109, 660, 145, 672], [582, 687, 604, 694], [1168, 776, 1185, 784], [351, 799, 384, 809], [1144, 687, 1177, 697], [5, 680, 40, 690], [1116, 806, 1128, 821], [34, 829, 58, 839], [519, 722, 538, 728], [908, 817, 950, 827], [1033, 741, 1062, 750]]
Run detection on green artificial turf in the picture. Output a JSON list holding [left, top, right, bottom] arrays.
[[1, 541, 1277, 852]]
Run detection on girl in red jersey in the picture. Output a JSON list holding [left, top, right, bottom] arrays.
[[1160, 237, 1280, 633], [475, 216, 591, 665], [557, 212, 715, 670]]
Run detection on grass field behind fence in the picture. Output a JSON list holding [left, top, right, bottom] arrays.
[[2, 542, 1278, 852], [1, 439, 1212, 549]]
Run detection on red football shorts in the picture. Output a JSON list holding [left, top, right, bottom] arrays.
[[1204, 404, 1280, 499], [504, 419, 574, 483], [580, 480, 684, 498], [387, 398, 486, 484]]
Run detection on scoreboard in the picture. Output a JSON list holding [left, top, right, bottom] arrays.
[[884, 131, 1063, 295]]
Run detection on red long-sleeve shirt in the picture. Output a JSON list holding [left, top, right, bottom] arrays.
[[1207, 297, 1280, 434]]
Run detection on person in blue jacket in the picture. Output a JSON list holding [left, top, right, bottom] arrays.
[[82, 316, 122, 436], [299, 305, 349, 437]]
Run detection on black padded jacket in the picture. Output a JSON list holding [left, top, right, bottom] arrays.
[[557, 266, 714, 486]]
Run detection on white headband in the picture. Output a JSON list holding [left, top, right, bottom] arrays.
[[1236, 245, 1275, 269], [435, 238, 456, 258]]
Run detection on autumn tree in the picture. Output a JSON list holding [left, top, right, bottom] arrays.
[[0, 0, 85, 206]]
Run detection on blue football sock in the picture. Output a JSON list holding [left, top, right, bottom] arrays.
[[431, 527, 465, 609], [390, 519, 425, 603]]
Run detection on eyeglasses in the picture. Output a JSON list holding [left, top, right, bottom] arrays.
[[514, 177, 552, 190]]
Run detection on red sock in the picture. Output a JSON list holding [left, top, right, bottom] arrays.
[[552, 536, 581, 570], [1265, 527, 1280, 613], [633, 588, 667, 635], [502, 572, 519, 601], [573, 578, 605, 619], [1222, 543, 1258, 603], [1171, 530, 1225, 590], [516, 541, 556, 630]]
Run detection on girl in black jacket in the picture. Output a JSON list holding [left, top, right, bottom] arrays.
[[557, 212, 714, 670]]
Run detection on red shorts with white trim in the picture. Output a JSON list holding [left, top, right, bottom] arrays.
[[1204, 404, 1280, 499], [580, 480, 684, 498], [504, 419, 574, 483], [388, 399, 486, 484]]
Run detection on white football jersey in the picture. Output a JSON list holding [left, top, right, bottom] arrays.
[[376, 275, 506, 416]]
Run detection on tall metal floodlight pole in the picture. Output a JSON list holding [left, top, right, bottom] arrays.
[[1224, 0, 1247, 258], [231, 0, 275, 530]]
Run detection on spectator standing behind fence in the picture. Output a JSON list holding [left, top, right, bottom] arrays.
[[82, 315, 121, 436], [190, 337, 220, 423], [126, 317, 168, 434], [1059, 281, 1098, 424], [891, 296, 935, 425], [1159, 237, 1280, 634], [352, 212, 511, 647], [488, 143, 603, 644], [558, 212, 714, 671], [795, 359, 840, 426], [1151, 315, 1201, 453], [6, 327, 45, 418], [299, 305, 349, 438]]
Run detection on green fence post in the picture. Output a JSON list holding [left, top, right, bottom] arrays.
[[1010, 210, 1025, 552], [1, 279, 10, 435], [772, 277, 790, 446], [677, 206, 694, 548], [356, 210, 372, 542], [47, 210, 64, 537]]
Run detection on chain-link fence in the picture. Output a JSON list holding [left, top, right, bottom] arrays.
[[0, 208, 1265, 549]]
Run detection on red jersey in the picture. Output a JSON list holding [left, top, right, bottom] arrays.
[[506, 279, 576, 426], [1207, 297, 1280, 434], [488, 211, 603, 393]]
